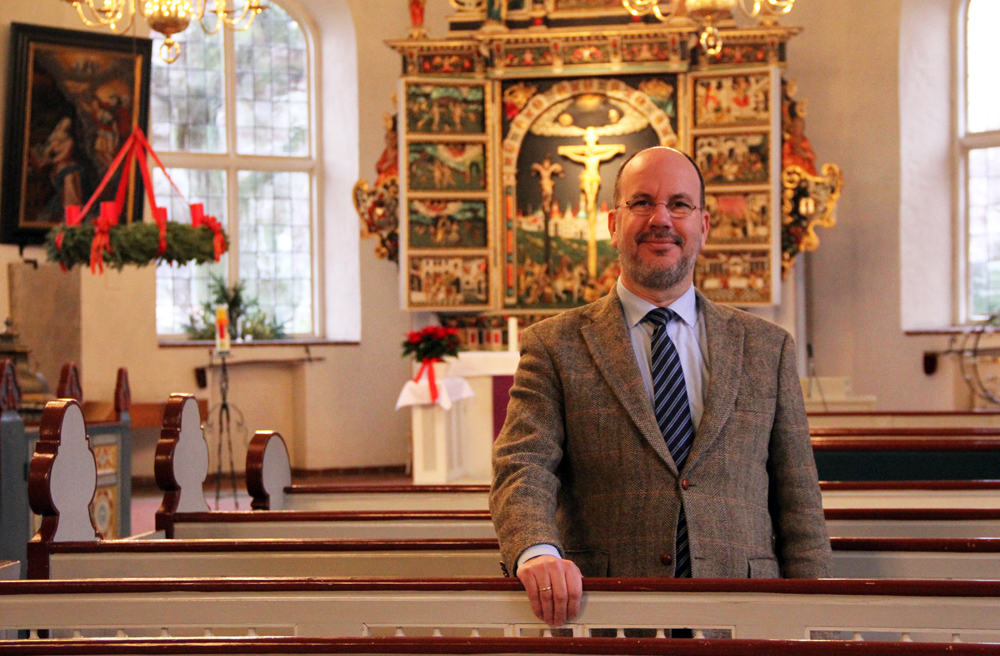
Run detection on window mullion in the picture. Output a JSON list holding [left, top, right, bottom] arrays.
[[224, 27, 240, 288]]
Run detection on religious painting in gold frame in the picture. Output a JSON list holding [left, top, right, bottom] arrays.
[[499, 74, 682, 311], [399, 79, 493, 311], [688, 66, 782, 306]]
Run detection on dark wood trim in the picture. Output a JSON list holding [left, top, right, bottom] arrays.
[[809, 410, 1000, 417], [286, 484, 491, 495], [810, 427, 1000, 437], [830, 537, 1000, 552], [4, 577, 1000, 597], [173, 510, 493, 523], [811, 438, 1000, 451], [820, 480, 1000, 491], [56, 363, 83, 402], [826, 508, 1000, 520], [245, 431, 283, 510], [0, 358, 20, 411], [291, 465, 408, 478], [0, 637, 997, 656], [48, 538, 501, 554], [114, 368, 130, 417]]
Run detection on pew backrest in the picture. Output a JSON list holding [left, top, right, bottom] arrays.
[[39, 538, 503, 580], [2, 636, 999, 656], [2, 578, 1000, 643]]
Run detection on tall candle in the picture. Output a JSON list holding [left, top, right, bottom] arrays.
[[215, 306, 231, 355]]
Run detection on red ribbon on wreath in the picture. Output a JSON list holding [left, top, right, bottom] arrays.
[[413, 358, 442, 404], [57, 126, 225, 272], [191, 203, 226, 262]]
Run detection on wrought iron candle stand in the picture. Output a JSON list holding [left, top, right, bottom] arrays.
[[205, 352, 248, 509]]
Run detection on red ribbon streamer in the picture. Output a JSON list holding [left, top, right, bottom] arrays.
[[413, 358, 442, 404], [90, 202, 118, 273]]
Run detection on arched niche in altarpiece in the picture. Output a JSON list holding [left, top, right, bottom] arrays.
[[390, 6, 795, 319]]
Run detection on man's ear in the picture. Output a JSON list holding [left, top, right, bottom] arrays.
[[608, 208, 619, 248], [699, 208, 710, 249]]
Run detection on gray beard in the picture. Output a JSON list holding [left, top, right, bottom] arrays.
[[619, 238, 699, 291]]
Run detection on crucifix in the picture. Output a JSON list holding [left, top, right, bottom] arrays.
[[558, 127, 625, 280]]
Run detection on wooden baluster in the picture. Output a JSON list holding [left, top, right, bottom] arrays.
[[616, 628, 625, 637], [656, 628, 666, 638], [694, 629, 706, 639], [395, 627, 405, 637], [901, 632, 912, 641], [470, 629, 480, 637], [852, 632, 864, 641], [542, 628, 552, 637], [953, 634, 963, 643], [432, 628, 443, 637]]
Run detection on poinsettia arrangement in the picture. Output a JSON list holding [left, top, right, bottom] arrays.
[[402, 326, 461, 363]]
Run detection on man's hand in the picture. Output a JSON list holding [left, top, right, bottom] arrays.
[[517, 555, 583, 627]]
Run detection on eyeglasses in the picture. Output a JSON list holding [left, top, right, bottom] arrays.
[[619, 198, 702, 219]]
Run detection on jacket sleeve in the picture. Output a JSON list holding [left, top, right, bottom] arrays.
[[490, 325, 567, 574], [768, 333, 833, 578]]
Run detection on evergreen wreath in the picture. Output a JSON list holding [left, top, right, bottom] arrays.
[[46, 221, 228, 271]]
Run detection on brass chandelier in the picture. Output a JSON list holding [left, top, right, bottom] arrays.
[[622, 0, 796, 55], [58, 0, 266, 63]]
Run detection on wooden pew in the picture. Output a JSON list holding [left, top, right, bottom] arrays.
[[826, 508, 1000, 538], [820, 480, 1000, 509], [33, 403, 1000, 581], [1, 636, 998, 655], [242, 430, 1000, 516], [1, 578, 1000, 643], [27, 395, 506, 580], [830, 537, 1000, 579], [811, 427, 1000, 481]]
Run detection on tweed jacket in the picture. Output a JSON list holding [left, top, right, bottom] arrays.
[[490, 287, 832, 579]]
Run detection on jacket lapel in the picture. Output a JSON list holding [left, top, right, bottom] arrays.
[[686, 291, 743, 471], [581, 288, 676, 472]]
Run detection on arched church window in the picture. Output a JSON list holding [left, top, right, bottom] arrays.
[[150, 1, 317, 337], [963, 0, 1000, 319]]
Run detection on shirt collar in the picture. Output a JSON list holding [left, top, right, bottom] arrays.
[[617, 279, 698, 329]]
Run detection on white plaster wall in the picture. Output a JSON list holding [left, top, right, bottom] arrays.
[[0, 2, 419, 472], [0, 0, 978, 479], [785, 0, 960, 409]]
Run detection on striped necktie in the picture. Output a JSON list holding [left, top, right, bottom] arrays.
[[645, 307, 694, 578]]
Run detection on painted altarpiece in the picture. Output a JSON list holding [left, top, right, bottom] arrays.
[[391, 6, 794, 314]]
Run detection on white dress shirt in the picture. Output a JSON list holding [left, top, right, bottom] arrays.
[[515, 280, 710, 572]]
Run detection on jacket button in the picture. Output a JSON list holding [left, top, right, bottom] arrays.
[[681, 478, 689, 490], [660, 553, 672, 565]]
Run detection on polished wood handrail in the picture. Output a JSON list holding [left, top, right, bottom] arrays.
[[0, 636, 994, 656], [2, 577, 1000, 597], [172, 510, 493, 523], [830, 537, 1000, 552], [820, 480, 1000, 490], [810, 427, 1000, 437], [47, 538, 500, 554], [285, 484, 491, 495], [825, 508, 1000, 520]]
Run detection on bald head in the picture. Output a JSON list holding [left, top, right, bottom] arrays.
[[612, 147, 706, 209]]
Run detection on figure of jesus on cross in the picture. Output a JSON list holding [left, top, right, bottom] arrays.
[[558, 127, 625, 280]]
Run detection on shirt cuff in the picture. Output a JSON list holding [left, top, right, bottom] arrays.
[[515, 543, 561, 575]]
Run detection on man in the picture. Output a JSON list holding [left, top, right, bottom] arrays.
[[490, 147, 831, 628]]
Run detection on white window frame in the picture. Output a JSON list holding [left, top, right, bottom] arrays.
[[154, 0, 323, 338], [957, 0, 1000, 323]]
